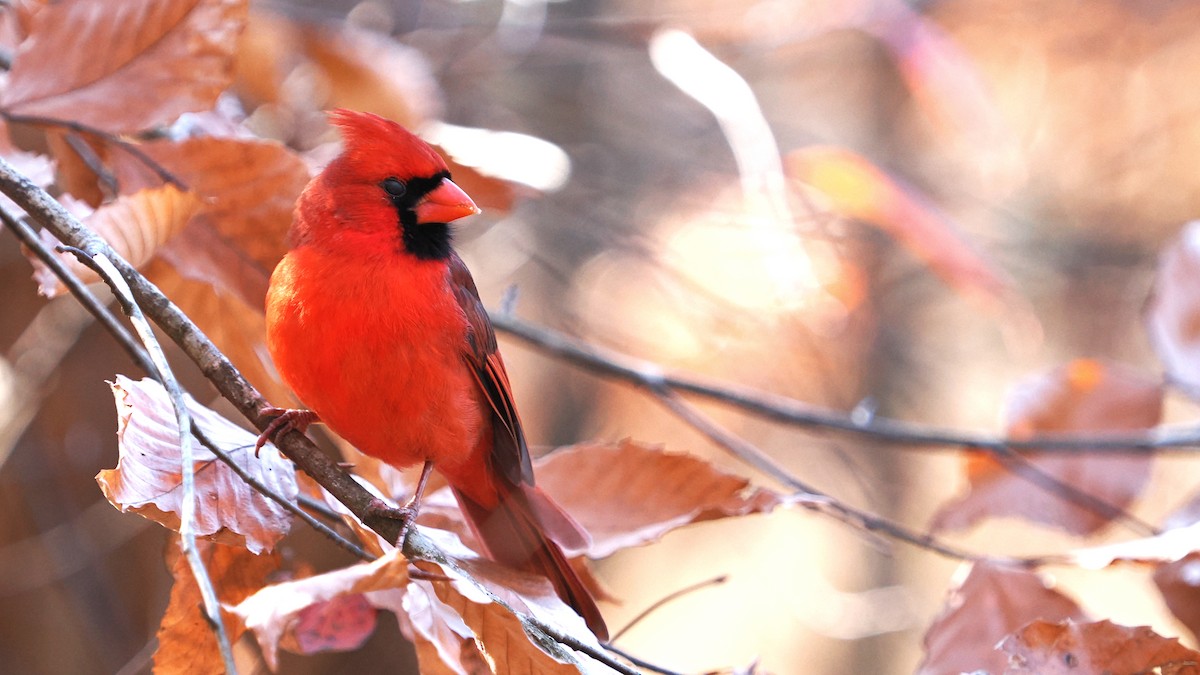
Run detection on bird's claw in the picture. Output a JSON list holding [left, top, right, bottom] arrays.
[[365, 498, 418, 544], [255, 407, 320, 457]]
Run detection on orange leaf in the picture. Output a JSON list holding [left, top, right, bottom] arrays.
[[97, 375, 297, 553], [1147, 221, 1200, 391], [1, 0, 248, 133], [535, 440, 784, 558], [916, 562, 1084, 675], [28, 185, 202, 297], [155, 539, 281, 675], [998, 619, 1200, 674], [933, 359, 1162, 535], [132, 137, 310, 303], [394, 580, 490, 675]]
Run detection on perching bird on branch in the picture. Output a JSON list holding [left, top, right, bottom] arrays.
[[258, 109, 606, 639]]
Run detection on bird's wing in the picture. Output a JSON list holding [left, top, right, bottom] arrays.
[[448, 253, 534, 486]]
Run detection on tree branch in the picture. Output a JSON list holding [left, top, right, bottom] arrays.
[[491, 312, 1198, 455]]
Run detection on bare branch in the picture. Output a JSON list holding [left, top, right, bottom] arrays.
[[491, 313, 1199, 455], [2, 112, 187, 189], [652, 388, 995, 563]]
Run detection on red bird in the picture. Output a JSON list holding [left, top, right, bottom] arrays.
[[261, 109, 606, 638]]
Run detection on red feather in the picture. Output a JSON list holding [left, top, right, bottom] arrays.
[[265, 109, 606, 639]]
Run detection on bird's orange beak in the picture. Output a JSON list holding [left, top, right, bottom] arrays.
[[414, 178, 480, 224]]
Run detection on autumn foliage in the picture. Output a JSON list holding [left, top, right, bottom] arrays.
[[6, 0, 1200, 674]]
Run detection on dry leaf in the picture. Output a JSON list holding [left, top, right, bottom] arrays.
[[916, 562, 1084, 675], [933, 359, 1162, 535], [28, 185, 202, 297], [414, 527, 609, 674], [1147, 221, 1200, 391], [280, 592, 378, 659], [44, 128, 112, 206], [1155, 553, 1200, 645], [235, 550, 409, 669], [536, 440, 784, 558], [1, 0, 248, 132], [97, 375, 297, 553], [299, 23, 440, 131], [999, 620, 1200, 674], [394, 581, 489, 675], [787, 145, 1010, 305], [155, 538, 281, 675]]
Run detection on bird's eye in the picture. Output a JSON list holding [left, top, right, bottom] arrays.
[[382, 177, 406, 197]]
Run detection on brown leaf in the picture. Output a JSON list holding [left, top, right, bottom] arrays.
[[933, 359, 1162, 535], [97, 375, 297, 554], [44, 128, 111, 206], [999, 619, 1200, 674], [787, 145, 1011, 305], [536, 440, 783, 558], [155, 538, 281, 675], [1147, 221, 1200, 391], [414, 527, 607, 674], [389, 579, 490, 675], [1155, 553, 1200, 645], [28, 185, 202, 297], [1, 0, 248, 132], [299, 23, 440, 131], [916, 562, 1084, 675], [234, 549, 410, 670]]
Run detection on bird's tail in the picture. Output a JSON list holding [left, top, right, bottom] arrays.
[[452, 483, 608, 640]]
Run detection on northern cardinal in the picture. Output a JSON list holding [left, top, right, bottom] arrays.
[[260, 109, 606, 638]]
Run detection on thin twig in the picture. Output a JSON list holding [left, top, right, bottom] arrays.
[[491, 313, 1200, 454], [609, 575, 728, 643], [991, 446, 1158, 536], [601, 645, 687, 675], [60, 247, 236, 674], [62, 133, 119, 196], [2, 112, 187, 189], [495, 313, 1166, 541], [653, 389, 996, 563], [3, 210, 373, 561]]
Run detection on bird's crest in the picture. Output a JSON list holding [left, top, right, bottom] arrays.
[[326, 109, 447, 182]]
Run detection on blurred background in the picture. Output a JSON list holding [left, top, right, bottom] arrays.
[[5, 0, 1200, 672]]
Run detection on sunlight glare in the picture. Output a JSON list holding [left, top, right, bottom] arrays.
[[423, 122, 571, 192]]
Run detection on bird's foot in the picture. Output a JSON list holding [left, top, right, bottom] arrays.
[[365, 498, 419, 544], [255, 407, 320, 456]]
